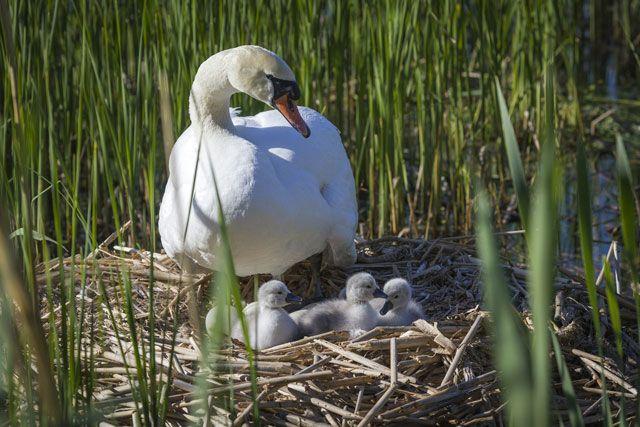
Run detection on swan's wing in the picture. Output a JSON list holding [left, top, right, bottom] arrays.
[[295, 107, 357, 266], [299, 109, 357, 266], [159, 126, 205, 265]]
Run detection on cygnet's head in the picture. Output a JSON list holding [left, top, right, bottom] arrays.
[[345, 272, 387, 303], [226, 46, 310, 137], [258, 280, 302, 308], [379, 278, 412, 315]]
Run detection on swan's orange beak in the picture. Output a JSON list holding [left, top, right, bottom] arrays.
[[273, 94, 311, 138]]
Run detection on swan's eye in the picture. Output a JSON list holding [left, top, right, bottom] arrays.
[[394, 295, 399, 299]]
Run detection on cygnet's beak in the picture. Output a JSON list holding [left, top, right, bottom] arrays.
[[373, 288, 387, 299], [285, 292, 302, 303], [273, 93, 311, 138], [380, 300, 393, 315]]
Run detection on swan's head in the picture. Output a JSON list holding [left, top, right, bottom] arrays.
[[379, 278, 412, 315], [258, 280, 302, 309], [345, 272, 387, 304], [227, 46, 310, 138]]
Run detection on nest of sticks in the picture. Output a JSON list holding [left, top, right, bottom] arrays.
[[36, 224, 638, 425]]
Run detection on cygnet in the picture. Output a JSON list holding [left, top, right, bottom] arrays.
[[373, 278, 425, 326], [230, 280, 302, 350], [205, 303, 241, 336], [293, 272, 387, 337]]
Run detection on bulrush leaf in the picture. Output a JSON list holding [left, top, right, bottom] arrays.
[[615, 135, 640, 424], [615, 135, 639, 282], [528, 70, 558, 427], [495, 77, 530, 233], [476, 190, 533, 426], [603, 261, 623, 359], [550, 331, 584, 427], [575, 138, 601, 339]]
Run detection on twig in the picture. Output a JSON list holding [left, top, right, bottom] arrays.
[[379, 371, 496, 418], [232, 388, 270, 427], [413, 319, 457, 353], [354, 387, 365, 414], [86, 220, 131, 261], [315, 339, 416, 384], [356, 384, 397, 427], [287, 384, 362, 420], [390, 337, 397, 385], [440, 314, 484, 386], [263, 331, 340, 353], [577, 355, 637, 396]]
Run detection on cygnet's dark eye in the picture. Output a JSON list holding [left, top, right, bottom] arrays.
[[278, 291, 284, 295], [394, 295, 399, 299]]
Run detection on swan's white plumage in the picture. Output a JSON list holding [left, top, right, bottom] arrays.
[[158, 46, 357, 275]]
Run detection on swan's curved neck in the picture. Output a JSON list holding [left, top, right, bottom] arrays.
[[189, 52, 238, 132]]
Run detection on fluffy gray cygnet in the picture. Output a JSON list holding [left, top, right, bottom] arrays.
[[293, 272, 387, 337], [230, 280, 302, 350], [205, 303, 240, 336], [372, 278, 425, 326]]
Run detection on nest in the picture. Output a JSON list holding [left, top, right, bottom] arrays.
[[36, 223, 638, 425]]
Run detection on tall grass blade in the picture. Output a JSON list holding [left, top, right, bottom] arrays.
[[615, 132, 640, 423], [575, 138, 601, 339], [495, 77, 530, 232], [476, 190, 533, 425], [603, 261, 624, 359], [0, 221, 61, 422], [550, 331, 584, 427], [528, 69, 558, 427], [208, 172, 261, 423], [615, 135, 638, 281]]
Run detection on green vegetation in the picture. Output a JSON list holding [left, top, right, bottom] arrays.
[[478, 68, 638, 426], [1, 0, 639, 425]]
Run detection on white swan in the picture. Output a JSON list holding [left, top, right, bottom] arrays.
[[292, 272, 387, 337], [373, 278, 425, 326], [158, 46, 358, 288], [230, 280, 301, 350]]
